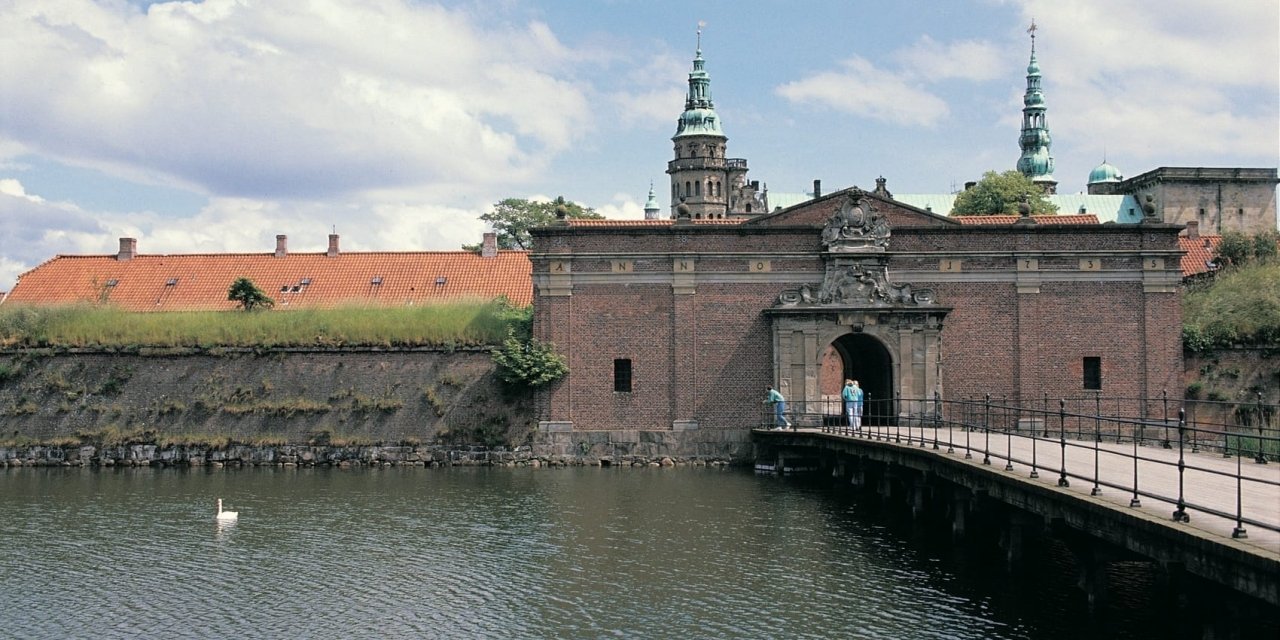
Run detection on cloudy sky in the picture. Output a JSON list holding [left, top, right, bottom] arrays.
[[1, 0, 1276, 289]]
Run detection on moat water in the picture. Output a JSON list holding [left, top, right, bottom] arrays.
[[1, 466, 1271, 639]]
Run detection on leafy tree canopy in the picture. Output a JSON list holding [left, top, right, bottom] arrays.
[[950, 170, 1059, 216], [227, 277, 274, 311], [464, 197, 603, 251]]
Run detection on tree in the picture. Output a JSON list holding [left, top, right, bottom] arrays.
[[950, 170, 1059, 216], [1216, 231, 1253, 267], [464, 196, 603, 251], [227, 277, 274, 311]]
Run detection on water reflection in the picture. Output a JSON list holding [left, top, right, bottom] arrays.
[[0, 466, 1273, 640]]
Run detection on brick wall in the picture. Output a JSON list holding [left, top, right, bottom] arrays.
[[531, 202, 1184, 438]]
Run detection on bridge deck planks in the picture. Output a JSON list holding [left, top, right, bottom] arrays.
[[787, 426, 1280, 555]]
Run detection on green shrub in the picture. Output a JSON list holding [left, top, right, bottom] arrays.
[[491, 330, 568, 388], [1185, 382, 1203, 399], [1183, 262, 1280, 350], [0, 362, 21, 384]]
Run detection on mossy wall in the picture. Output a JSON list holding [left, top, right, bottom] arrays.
[[0, 348, 532, 447]]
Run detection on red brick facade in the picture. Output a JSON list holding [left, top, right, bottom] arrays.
[[531, 188, 1184, 438]]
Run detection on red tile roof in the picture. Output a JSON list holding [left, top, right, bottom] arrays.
[[5, 250, 532, 311], [953, 214, 1100, 225], [1179, 234, 1222, 278], [565, 218, 745, 227]]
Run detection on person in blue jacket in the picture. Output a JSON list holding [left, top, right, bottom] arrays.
[[842, 379, 864, 432], [766, 386, 790, 429]]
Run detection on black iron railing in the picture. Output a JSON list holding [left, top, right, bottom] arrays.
[[759, 393, 1279, 539]]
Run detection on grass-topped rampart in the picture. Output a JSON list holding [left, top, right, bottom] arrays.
[[0, 299, 530, 349], [1183, 261, 1279, 352]]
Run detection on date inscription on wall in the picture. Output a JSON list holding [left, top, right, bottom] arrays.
[[750, 260, 771, 272], [939, 259, 962, 272], [1079, 258, 1102, 271], [1018, 258, 1039, 271]]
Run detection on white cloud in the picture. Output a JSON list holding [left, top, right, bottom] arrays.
[[596, 193, 646, 220], [893, 36, 1007, 81], [0, 179, 110, 286], [1012, 0, 1279, 172], [606, 51, 688, 129], [776, 57, 950, 127], [0, 0, 594, 199]]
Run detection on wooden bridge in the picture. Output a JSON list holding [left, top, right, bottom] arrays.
[[753, 396, 1280, 609]]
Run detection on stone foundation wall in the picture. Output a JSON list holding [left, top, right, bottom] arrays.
[[0, 440, 745, 469]]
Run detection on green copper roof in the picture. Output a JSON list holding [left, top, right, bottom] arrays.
[[674, 40, 724, 139], [1088, 161, 1123, 184], [644, 182, 660, 211], [894, 193, 1144, 224]]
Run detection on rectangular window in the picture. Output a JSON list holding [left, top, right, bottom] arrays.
[[613, 359, 632, 393], [1083, 357, 1102, 391]]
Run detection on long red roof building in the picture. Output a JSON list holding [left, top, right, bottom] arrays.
[[4, 234, 532, 311]]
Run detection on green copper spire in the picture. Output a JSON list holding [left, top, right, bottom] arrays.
[[1016, 20, 1057, 193], [674, 25, 724, 139], [643, 181, 660, 220]]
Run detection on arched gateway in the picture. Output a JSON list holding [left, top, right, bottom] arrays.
[[766, 193, 949, 425]]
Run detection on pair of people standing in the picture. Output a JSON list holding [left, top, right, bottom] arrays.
[[842, 380, 863, 431]]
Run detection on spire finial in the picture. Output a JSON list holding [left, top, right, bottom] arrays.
[[696, 21, 705, 54], [1027, 19, 1037, 54]]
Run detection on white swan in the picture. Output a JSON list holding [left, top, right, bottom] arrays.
[[216, 498, 239, 521]]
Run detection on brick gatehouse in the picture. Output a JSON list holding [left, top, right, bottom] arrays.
[[529, 188, 1183, 457]]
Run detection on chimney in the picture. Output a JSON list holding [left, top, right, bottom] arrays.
[[481, 232, 498, 258], [327, 233, 340, 257], [1186, 219, 1199, 238], [274, 234, 287, 258], [117, 237, 136, 262], [812, 179, 822, 199]]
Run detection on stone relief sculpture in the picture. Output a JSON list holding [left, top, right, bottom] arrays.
[[821, 191, 891, 251], [776, 192, 934, 308]]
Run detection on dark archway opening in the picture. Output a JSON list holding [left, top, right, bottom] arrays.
[[832, 333, 894, 426]]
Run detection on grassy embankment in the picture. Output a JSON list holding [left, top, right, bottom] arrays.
[[0, 301, 532, 449], [0, 299, 528, 349], [1182, 261, 1280, 352]]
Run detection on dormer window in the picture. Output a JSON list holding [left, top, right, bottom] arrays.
[[165, 278, 178, 286], [370, 276, 383, 285], [434, 276, 447, 286]]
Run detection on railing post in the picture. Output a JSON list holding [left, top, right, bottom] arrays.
[[1129, 413, 1141, 507], [1256, 391, 1269, 465], [1043, 392, 1050, 437], [1058, 399, 1069, 487], [964, 396, 973, 460], [1091, 395, 1102, 496], [933, 391, 942, 451], [894, 391, 902, 443], [1161, 389, 1171, 449], [1029, 397, 1040, 479], [1233, 430, 1248, 538], [1172, 407, 1190, 522], [1005, 394, 1014, 471], [983, 394, 992, 465]]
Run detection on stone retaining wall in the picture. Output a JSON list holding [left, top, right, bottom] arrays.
[[0, 442, 741, 469]]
